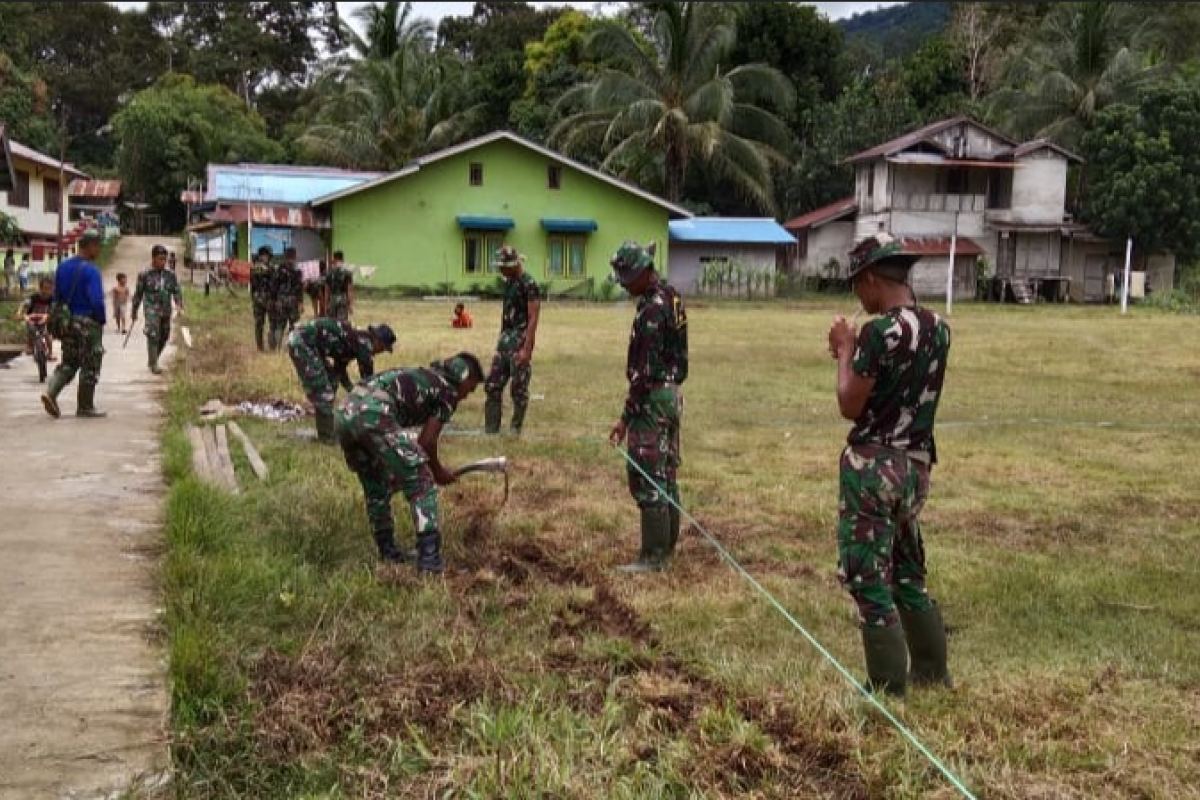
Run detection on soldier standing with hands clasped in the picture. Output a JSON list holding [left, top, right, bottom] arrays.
[[827, 232, 953, 699], [484, 245, 540, 435], [131, 244, 184, 375]]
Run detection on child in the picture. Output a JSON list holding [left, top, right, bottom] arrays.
[[18, 254, 30, 293], [452, 302, 473, 329], [16, 277, 55, 359], [112, 273, 131, 334]]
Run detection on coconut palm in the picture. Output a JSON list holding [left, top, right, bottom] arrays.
[[549, 2, 794, 213], [338, 1, 435, 62], [989, 2, 1163, 149]]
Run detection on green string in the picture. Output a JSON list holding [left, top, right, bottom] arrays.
[[612, 442, 979, 800]]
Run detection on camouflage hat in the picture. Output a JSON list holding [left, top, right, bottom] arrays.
[[608, 240, 655, 285], [492, 245, 524, 270], [79, 228, 103, 245], [847, 232, 918, 278], [368, 323, 396, 352], [431, 352, 484, 387]]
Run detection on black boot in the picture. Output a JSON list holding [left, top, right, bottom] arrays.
[[373, 527, 405, 563], [617, 506, 671, 573], [415, 530, 444, 574], [314, 410, 337, 445], [148, 341, 162, 374], [899, 604, 953, 688], [510, 400, 528, 434], [484, 397, 501, 434], [255, 322, 265, 352], [76, 383, 108, 418], [861, 624, 908, 698]]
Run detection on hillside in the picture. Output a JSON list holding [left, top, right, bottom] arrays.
[[838, 1, 952, 62]]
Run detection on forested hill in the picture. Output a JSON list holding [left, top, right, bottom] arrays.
[[838, 2, 952, 61]]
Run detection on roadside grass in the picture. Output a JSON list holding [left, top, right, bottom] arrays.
[[159, 289, 1200, 799]]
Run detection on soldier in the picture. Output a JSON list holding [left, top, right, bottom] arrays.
[[305, 261, 328, 318], [287, 318, 396, 444], [335, 353, 484, 574], [826, 232, 953, 699], [131, 244, 185, 375], [607, 241, 688, 573], [483, 245, 540, 435], [270, 246, 304, 351], [41, 228, 107, 418], [250, 246, 274, 352], [324, 250, 355, 321]]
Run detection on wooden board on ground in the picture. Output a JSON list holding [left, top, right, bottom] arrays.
[[184, 425, 213, 484], [227, 421, 269, 481], [180, 326, 193, 348], [213, 424, 240, 494]]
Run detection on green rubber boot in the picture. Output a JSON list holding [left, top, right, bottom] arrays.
[[41, 370, 69, 418], [510, 401, 528, 434], [484, 396, 502, 434], [861, 624, 908, 698], [148, 341, 162, 374], [76, 383, 108, 418], [616, 506, 671, 573], [415, 530, 444, 575], [899, 604, 953, 688]]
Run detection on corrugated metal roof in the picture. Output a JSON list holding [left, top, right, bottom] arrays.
[[898, 236, 984, 257], [180, 190, 205, 204], [996, 139, 1084, 164], [68, 179, 122, 198], [844, 116, 1017, 165], [783, 197, 857, 230], [669, 218, 795, 245], [6, 138, 87, 177], [207, 164, 383, 205], [209, 204, 331, 229]]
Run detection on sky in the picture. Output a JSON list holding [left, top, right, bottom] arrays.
[[112, 2, 904, 32]]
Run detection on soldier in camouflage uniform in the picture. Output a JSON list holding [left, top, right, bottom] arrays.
[[250, 246, 274, 352], [287, 318, 396, 444], [131, 244, 185, 375], [607, 241, 689, 573], [304, 260, 327, 318], [484, 245, 541, 435], [827, 232, 952, 698], [335, 353, 484, 573], [42, 229, 108, 418], [324, 250, 354, 321], [270, 246, 304, 351]]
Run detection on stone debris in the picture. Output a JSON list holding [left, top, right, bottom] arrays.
[[200, 398, 309, 422]]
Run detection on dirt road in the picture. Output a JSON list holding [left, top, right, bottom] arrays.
[[0, 236, 173, 799]]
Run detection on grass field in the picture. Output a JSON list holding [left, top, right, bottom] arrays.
[[159, 289, 1200, 799]]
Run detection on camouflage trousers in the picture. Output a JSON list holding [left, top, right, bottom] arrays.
[[336, 386, 439, 538], [287, 331, 337, 416], [485, 348, 532, 406], [328, 294, 350, 321], [626, 386, 682, 509], [252, 298, 268, 342], [837, 443, 935, 628], [144, 312, 171, 346], [52, 316, 104, 390]]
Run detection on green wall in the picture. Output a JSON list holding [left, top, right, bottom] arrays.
[[329, 138, 674, 290]]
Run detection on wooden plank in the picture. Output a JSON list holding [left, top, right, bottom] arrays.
[[213, 424, 240, 494], [227, 421, 269, 481], [180, 326, 193, 348], [200, 426, 224, 489], [185, 425, 213, 484]]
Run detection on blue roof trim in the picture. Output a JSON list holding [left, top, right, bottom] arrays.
[[541, 218, 598, 233], [669, 218, 796, 245], [456, 215, 514, 231]]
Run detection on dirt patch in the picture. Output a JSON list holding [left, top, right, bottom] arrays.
[[550, 584, 655, 644]]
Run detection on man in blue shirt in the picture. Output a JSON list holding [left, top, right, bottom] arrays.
[[42, 228, 108, 418]]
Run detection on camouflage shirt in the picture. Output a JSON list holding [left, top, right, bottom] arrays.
[[363, 367, 459, 428], [849, 305, 951, 462], [622, 276, 688, 422], [274, 262, 304, 301], [250, 260, 273, 300], [131, 266, 183, 321], [326, 265, 353, 297], [497, 271, 540, 351], [295, 317, 375, 386]]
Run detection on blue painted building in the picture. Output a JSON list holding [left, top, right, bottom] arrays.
[[668, 218, 796, 297]]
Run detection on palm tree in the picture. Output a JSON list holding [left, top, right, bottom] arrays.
[[550, 2, 794, 213], [337, 1, 434, 62], [989, 2, 1163, 149]]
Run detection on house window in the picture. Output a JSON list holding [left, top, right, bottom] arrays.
[[944, 167, 968, 195], [463, 231, 504, 275], [988, 171, 1013, 209], [469, 162, 483, 186], [9, 170, 29, 208], [43, 178, 61, 214], [548, 165, 562, 190], [547, 235, 585, 278]]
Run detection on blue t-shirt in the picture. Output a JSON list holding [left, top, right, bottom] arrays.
[[55, 256, 106, 325]]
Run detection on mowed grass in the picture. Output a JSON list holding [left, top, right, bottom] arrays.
[[160, 289, 1200, 799]]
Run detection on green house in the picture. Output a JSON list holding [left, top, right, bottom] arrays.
[[311, 131, 691, 293]]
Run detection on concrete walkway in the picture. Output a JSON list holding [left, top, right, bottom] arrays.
[[0, 236, 173, 799]]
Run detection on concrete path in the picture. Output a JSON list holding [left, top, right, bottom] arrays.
[[0, 236, 174, 799]]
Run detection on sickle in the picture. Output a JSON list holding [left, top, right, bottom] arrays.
[[453, 457, 509, 507]]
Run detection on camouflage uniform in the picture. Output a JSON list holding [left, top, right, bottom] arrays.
[[270, 260, 304, 350], [250, 258, 273, 351], [326, 264, 353, 321], [54, 317, 105, 397], [335, 365, 461, 571], [484, 271, 540, 433], [131, 266, 183, 372], [288, 318, 376, 443]]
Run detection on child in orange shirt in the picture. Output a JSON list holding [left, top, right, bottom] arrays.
[[452, 302, 473, 329]]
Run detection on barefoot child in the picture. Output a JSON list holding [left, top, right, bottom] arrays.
[[112, 273, 131, 334]]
